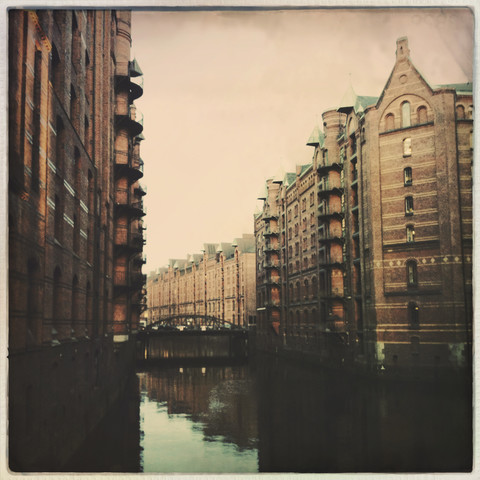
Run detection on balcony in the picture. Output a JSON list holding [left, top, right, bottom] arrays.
[[263, 277, 281, 286], [318, 230, 344, 244], [318, 258, 344, 269], [317, 206, 344, 220], [134, 182, 147, 197], [264, 260, 280, 269], [114, 225, 144, 255], [133, 253, 147, 265], [115, 202, 145, 219], [114, 154, 144, 182], [317, 161, 343, 174], [263, 210, 279, 221], [115, 105, 144, 137], [264, 243, 280, 253], [263, 226, 279, 237], [317, 181, 343, 198]]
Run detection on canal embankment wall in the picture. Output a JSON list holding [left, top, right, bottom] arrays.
[[9, 337, 137, 472]]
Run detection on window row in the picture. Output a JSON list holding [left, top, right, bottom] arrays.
[[385, 102, 428, 131]]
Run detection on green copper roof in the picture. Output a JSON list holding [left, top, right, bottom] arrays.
[[436, 82, 473, 93], [338, 82, 377, 114], [129, 58, 143, 77], [306, 124, 324, 146]]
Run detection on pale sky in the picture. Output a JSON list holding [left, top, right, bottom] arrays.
[[131, 8, 474, 273]]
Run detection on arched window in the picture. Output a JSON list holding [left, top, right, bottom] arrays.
[[385, 113, 395, 131], [296, 281, 301, 301], [406, 225, 415, 243], [401, 101, 411, 127], [456, 105, 465, 120], [289, 283, 293, 301], [467, 105, 474, 119], [405, 196, 414, 215], [348, 118, 355, 136], [403, 137, 412, 156], [296, 310, 300, 327], [304, 280, 309, 299], [417, 106, 428, 124], [312, 276, 317, 297], [404, 167, 412, 186], [406, 260, 417, 287], [303, 309, 309, 324], [408, 302, 419, 328]]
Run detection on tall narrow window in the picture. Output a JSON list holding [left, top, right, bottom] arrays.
[[417, 105, 427, 124], [50, 43, 61, 94], [385, 113, 395, 130], [55, 116, 65, 172], [70, 84, 78, 129], [403, 137, 412, 156], [54, 194, 62, 241], [52, 267, 62, 339], [401, 101, 411, 127], [31, 48, 42, 193], [406, 260, 417, 287], [405, 196, 414, 215], [408, 302, 419, 328], [404, 167, 412, 186], [467, 105, 474, 119], [406, 225, 415, 243], [71, 275, 79, 337]]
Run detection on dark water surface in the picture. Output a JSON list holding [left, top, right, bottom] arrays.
[[66, 354, 472, 473]]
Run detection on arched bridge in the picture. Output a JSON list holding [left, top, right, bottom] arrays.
[[143, 314, 245, 332], [137, 314, 249, 362]]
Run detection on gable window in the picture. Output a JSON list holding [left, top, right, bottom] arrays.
[[404, 167, 412, 186], [456, 105, 465, 120], [403, 137, 412, 156], [406, 260, 417, 287], [417, 106, 428, 124], [401, 101, 411, 127], [405, 196, 414, 215], [406, 225, 415, 243], [385, 113, 395, 131]]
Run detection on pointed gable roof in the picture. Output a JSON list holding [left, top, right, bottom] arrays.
[[338, 81, 377, 114], [306, 124, 325, 146], [375, 36, 434, 109]]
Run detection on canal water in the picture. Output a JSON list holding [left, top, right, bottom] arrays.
[[66, 353, 472, 473]]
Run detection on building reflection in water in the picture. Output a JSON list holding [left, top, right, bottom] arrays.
[[138, 364, 259, 473], [64, 355, 471, 473]]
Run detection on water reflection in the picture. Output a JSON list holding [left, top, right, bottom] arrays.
[[255, 354, 472, 473], [65, 354, 472, 473], [139, 364, 258, 473]]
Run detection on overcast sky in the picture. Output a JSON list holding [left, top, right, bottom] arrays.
[[131, 8, 474, 273]]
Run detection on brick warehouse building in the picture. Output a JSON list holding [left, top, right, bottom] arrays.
[[146, 234, 256, 328], [255, 37, 472, 374], [8, 10, 146, 470]]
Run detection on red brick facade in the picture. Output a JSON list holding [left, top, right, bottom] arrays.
[[8, 10, 145, 469], [146, 235, 256, 328], [255, 37, 472, 373]]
